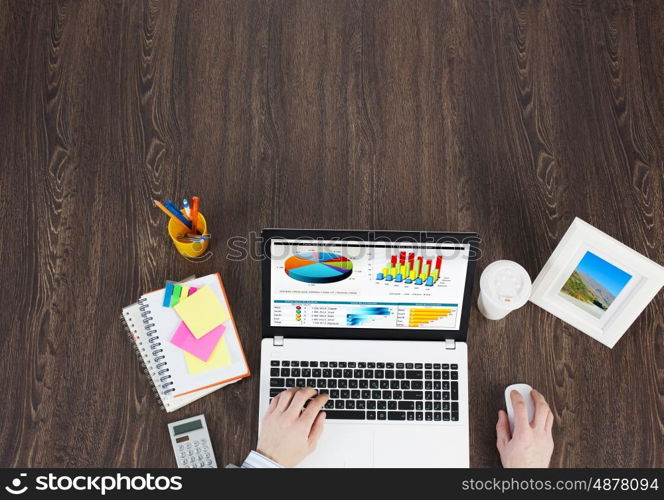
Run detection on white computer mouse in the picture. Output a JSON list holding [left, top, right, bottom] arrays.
[[504, 383, 534, 433]]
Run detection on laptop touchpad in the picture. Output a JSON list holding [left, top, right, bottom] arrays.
[[373, 426, 445, 468], [298, 425, 373, 468]]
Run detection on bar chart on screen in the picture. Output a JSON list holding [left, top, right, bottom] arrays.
[[408, 307, 456, 327], [376, 251, 443, 286]]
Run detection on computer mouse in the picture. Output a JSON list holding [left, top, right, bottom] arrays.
[[504, 383, 534, 433]]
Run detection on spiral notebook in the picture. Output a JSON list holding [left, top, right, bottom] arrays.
[[121, 273, 250, 412], [122, 302, 222, 411]]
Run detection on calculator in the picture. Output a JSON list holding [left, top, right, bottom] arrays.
[[168, 414, 218, 468]]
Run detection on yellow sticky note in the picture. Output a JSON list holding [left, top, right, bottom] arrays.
[[173, 285, 229, 338], [184, 337, 232, 375], [180, 286, 190, 300]]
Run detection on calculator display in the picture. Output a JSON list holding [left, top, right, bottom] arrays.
[[173, 419, 203, 435]]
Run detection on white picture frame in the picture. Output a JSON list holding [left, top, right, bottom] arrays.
[[530, 218, 664, 348]]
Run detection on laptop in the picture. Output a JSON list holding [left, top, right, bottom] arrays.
[[258, 229, 479, 467]]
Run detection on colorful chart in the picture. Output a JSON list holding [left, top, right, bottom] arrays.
[[408, 307, 454, 327], [285, 252, 353, 284], [377, 252, 443, 286]]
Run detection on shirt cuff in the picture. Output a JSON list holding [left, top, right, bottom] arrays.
[[241, 450, 283, 468]]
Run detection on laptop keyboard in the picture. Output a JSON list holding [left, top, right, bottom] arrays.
[[269, 361, 460, 422]]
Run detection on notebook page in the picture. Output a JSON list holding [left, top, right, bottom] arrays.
[[139, 273, 250, 400]]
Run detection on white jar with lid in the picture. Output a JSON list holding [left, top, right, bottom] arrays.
[[477, 260, 532, 320]]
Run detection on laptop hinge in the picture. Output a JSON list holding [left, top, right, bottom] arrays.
[[273, 336, 284, 347], [445, 338, 456, 350]]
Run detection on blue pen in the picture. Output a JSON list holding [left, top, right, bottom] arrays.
[[164, 200, 191, 226], [164, 200, 193, 230], [182, 198, 191, 218], [164, 200, 181, 214]]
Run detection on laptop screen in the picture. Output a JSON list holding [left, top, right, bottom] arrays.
[[269, 238, 471, 331]]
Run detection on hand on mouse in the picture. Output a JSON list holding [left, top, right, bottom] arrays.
[[257, 387, 329, 467], [496, 389, 554, 468]]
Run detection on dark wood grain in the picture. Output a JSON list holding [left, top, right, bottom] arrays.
[[0, 0, 662, 467]]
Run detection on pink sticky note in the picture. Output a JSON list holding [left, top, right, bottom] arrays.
[[188, 287, 197, 296], [170, 321, 226, 362]]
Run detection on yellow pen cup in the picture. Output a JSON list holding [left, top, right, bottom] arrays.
[[168, 212, 209, 258]]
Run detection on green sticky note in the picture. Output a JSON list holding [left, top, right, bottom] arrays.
[[170, 284, 182, 307]]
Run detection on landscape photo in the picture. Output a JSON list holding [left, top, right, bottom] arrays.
[[559, 251, 632, 319]]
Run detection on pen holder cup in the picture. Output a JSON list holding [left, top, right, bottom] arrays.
[[168, 212, 209, 258]]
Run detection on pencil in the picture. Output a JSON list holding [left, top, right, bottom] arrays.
[[153, 199, 191, 232]]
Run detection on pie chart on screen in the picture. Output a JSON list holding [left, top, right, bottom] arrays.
[[285, 252, 353, 284]]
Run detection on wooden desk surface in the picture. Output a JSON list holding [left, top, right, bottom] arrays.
[[1, 0, 662, 467]]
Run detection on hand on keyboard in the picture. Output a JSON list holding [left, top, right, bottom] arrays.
[[496, 389, 554, 468], [257, 387, 329, 467]]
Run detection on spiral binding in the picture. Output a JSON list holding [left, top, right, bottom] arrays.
[[122, 311, 168, 411], [121, 310, 165, 409], [137, 297, 176, 396]]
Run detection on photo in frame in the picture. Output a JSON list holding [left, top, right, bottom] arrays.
[[530, 218, 664, 348]]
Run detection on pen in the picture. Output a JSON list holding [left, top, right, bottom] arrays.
[[190, 196, 200, 235], [182, 198, 191, 218], [153, 200, 191, 232], [163, 200, 194, 230]]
